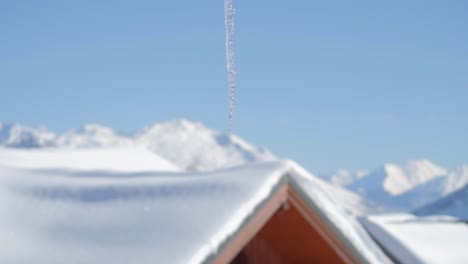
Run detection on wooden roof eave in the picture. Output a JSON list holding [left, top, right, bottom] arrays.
[[204, 175, 290, 264], [207, 173, 373, 264], [287, 177, 371, 264]]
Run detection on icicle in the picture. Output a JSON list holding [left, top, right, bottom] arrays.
[[224, 0, 237, 133]]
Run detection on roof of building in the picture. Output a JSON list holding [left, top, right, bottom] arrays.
[[0, 148, 391, 264], [361, 214, 468, 264]]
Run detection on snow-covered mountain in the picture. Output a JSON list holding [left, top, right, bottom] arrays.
[[321, 169, 369, 187], [55, 124, 133, 148], [326, 161, 468, 211], [0, 119, 276, 171], [350, 160, 447, 197], [414, 181, 468, 220], [0, 123, 56, 148], [340, 160, 450, 210], [393, 165, 468, 209], [135, 119, 275, 171]]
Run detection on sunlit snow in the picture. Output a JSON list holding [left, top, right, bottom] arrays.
[[0, 150, 390, 264]]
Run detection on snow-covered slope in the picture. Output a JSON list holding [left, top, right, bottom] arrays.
[[321, 169, 369, 187], [324, 163, 468, 211], [414, 181, 468, 220], [361, 214, 468, 264], [55, 124, 133, 148], [348, 160, 448, 209], [0, 123, 56, 148], [350, 160, 447, 196], [0, 147, 180, 173], [289, 165, 391, 216], [0, 120, 276, 171], [135, 119, 276, 171], [394, 165, 468, 210]]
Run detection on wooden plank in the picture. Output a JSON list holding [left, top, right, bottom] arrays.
[[287, 185, 362, 264], [214, 183, 364, 264], [213, 185, 289, 264]]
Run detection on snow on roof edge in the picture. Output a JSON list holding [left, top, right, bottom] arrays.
[[359, 217, 425, 264], [193, 160, 391, 264], [288, 161, 392, 264], [189, 161, 289, 264]]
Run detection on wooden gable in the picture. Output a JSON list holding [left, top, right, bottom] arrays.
[[213, 183, 364, 264]]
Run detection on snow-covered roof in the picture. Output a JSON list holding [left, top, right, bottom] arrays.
[[0, 147, 180, 172], [0, 148, 390, 264], [361, 214, 468, 264]]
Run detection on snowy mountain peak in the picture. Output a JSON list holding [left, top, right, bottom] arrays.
[[0, 123, 56, 148], [56, 124, 131, 148], [136, 119, 276, 171], [0, 119, 276, 172], [217, 133, 276, 162], [391, 164, 468, 210], [140, 119, 206, 135], [329, 159, 468, 211], [321, 169, 369, 187], [349, 159, 448, 206], [77, 123, 116, 134], [401, 160, 447, 179], [381, 160, 447, 195]]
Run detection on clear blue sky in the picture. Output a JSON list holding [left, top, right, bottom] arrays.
[[1, 0, 467, 173]]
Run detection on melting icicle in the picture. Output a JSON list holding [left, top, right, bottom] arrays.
[[225, 0, 236, 133]]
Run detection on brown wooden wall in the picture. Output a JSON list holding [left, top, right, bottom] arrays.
[[230, 203, 347, 264]]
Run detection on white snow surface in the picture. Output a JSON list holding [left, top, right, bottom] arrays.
[[361, 214, 468, 264], [0, 147, 180, 173], [0, 151, 390, 264]]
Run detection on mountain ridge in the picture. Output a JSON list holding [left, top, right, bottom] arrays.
[[414, 182, 468, 220], [323, 161, 467, 211], [0, 119, 276, 171]]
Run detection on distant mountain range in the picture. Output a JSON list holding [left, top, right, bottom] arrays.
[[322, 161, 468, 213], [414, 178, 468, 220], [1, 120, 467, 219], [0, 120, 276, 171]]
